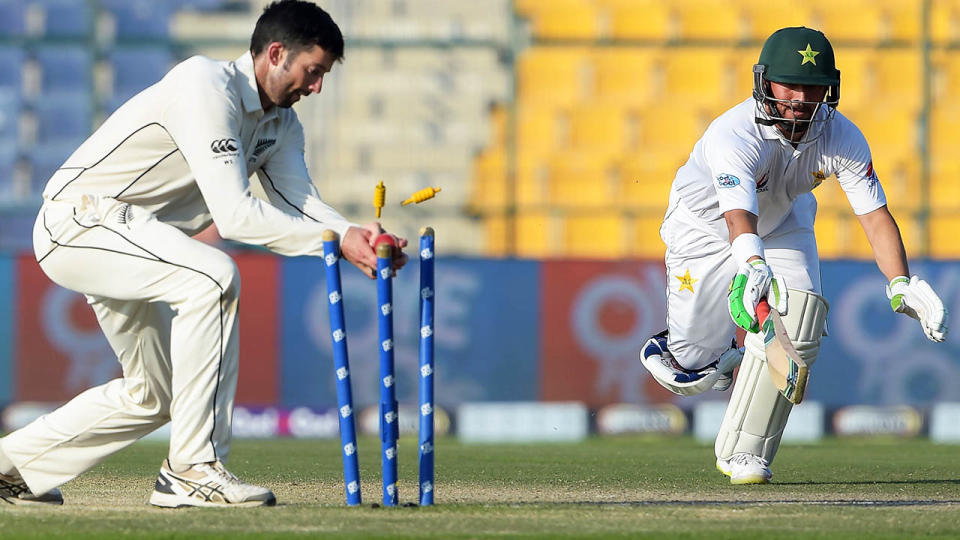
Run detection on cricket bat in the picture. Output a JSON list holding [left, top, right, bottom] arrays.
[[756, 299, 808, 404]]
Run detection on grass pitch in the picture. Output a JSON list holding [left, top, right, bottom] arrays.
[[2, 435, 959, 538]]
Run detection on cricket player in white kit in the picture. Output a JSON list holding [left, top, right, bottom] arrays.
[[640, 27, 948, 484], [0, 0, 407, 507]]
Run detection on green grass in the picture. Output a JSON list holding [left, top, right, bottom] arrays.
[[2, 436, 960, 538]]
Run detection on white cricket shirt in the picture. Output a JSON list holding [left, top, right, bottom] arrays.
[[667, 98, 887, 240], [42, 52, 355, 257]]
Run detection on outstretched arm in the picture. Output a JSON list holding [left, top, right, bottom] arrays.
[[855, 205, 909, 281], [857, 205, 948, 342]]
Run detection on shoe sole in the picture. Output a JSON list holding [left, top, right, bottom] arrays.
[[1, 496, 64, 506], [149, 491, 276, 508], [716, 460, 771, 484]]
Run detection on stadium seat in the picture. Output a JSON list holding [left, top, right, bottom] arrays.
[[517, 47, 590, 108], [662, 48, 738, 108], [931, 0, 960, 44], [482, 214, 509, 256], [39, 0, 93, 39], [546, 152, 617, 209], [833, 47, 873, 113], [813, 210, 845, 259], [0, 143, 18, 201], [0, 46, 24, 97], [108, 46, 175, 110], [0, 87, 20, 144], [516, 104, 566, 161], [927, 105, 960, 156], [874, 49, 922, 112], [741, 0, 813, 41], [808, 0, 891, 43], [515, 154, 547, 208], [870, 146, 921, 212], [598, 0, 675, 41], [930, 158, 960, 211], [591, 48, 661, 108], [102, 0, 173, 40], [34, 91, 93, 144], [930, 50, 960, 108], [33, 45, 93, 96], [930, 212, 960, 257], [618, 153, 677, 211], [470, 148, 508, 211], [0, 0, 27, 38], [845, 108, 917, 154], [515, 210, 553, 258], [516, 0, 601, 40], [674, 0, 748, 42], [631, 214, 666, 259], [635, 105, 708, 149], [564, 214, 625, 258], [568, 103, 631, 153]]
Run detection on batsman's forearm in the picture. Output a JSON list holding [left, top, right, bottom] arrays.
[[857, 206, 910, 281]]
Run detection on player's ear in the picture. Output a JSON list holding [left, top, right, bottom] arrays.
[[266, 42, 284, 67]]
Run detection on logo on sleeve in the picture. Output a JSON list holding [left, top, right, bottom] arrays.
[[810, 169, 826, 188], [210, 138, 239, 154], [865, 161, 879, 188], [755, 173, 769, 193], [715, 174, 740, 189]]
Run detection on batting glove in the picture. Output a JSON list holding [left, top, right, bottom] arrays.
[[886, 275, 949, 342], [728, 259, 788, 333]]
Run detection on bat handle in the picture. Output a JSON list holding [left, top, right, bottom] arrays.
[[756, 298, 770, 323]]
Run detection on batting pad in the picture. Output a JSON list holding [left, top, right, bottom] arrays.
[[715, 289, 828, 463]]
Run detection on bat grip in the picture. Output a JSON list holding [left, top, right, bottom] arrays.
[[756, 298, 770, 323]]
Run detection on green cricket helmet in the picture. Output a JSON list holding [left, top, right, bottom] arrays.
[[753, 27, 840, 142]]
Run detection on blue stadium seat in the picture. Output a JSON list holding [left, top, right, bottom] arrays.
[[35, 91, 92, 144], [30, 141, 80, 194], [0, 88, 20, 143], [0, 46, 25, 96], [40, 0, 93, 39], [0, 144, 19, 202], [108, 46, 174, 110], [102, 0, 173, 40], [33, 45, 93, 96], [0, 0, 27, 39]]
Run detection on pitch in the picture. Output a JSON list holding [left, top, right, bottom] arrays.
[[2, 435, 959, 538]]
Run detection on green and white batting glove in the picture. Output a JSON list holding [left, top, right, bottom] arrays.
[[886, 275, 949, 342], [727, 259, 788, 333]]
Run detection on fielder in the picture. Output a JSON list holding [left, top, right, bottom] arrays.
[[639, 27, 948, 484], [0, 0, 406, 507]]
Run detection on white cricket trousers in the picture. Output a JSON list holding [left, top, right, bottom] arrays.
[[1, 195, 240, 495], [660, 193, 822, 371]]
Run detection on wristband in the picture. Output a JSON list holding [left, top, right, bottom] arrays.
[[730, 233, 764, 265]]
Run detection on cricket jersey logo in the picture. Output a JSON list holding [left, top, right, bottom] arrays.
[[865, 161, 879, 188], [675, 269, 698, 293], [756, 173, 769, 193], [715, 174, 740, 189], [810, 169, 826, 188], [253, 138, 276, 157], [210, 138, 238, 154]]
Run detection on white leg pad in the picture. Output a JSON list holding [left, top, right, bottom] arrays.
[[715, 289, 829, 464]]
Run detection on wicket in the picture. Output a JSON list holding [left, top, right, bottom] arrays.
[[321, 228, 436, 507]]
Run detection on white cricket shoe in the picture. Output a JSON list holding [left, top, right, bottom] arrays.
[[149, 459, 276, 508], [0, 472, 63, 505], [716, 453, 772, 484]]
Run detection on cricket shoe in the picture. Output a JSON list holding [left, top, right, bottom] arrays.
[[716, 453, 772, 484], [0, 472, 63, 505], [149, 459, 276, 508]]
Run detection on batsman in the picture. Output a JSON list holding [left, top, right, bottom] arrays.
[[639, 27, 949, 484]]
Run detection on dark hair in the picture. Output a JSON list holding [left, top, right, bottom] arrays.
[[250, 0, 344, 61]]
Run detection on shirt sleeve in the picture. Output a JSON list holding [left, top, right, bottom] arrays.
[[702, 126, 762, 217], [161, 60, 331, 257], [255, 115, 358, 240], [832, 118, 887, 216]]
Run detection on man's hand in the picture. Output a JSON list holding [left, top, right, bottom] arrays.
[[728, 259, 788, 333], [341, 222, 408, 279], [887, 275, 949, 342]]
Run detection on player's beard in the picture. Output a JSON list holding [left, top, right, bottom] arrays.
[[273, 56, 303, 108]]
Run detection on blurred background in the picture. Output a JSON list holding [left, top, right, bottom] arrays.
[[1, 0, 959, 442]]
